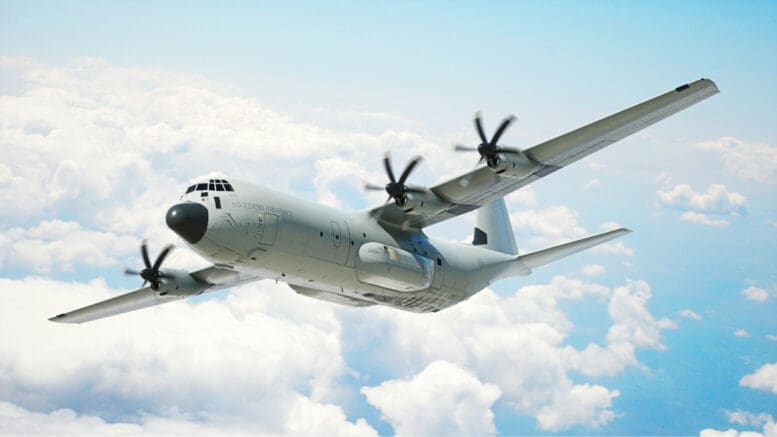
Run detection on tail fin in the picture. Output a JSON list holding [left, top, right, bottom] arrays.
[[517, 228, 632, 269], [473, 197, 518, 255]]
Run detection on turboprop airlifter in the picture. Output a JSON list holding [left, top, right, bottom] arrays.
[[50, 79, 719, 323]]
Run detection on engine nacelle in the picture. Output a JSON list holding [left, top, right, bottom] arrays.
[[487, 151, 541, 179], [157, 268, 210, 297], [355, 242, 433, 292]]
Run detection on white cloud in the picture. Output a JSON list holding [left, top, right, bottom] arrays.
[[0, 56, 441, 230], [657, 183, 748, 216], [680, 211, 730, 227], [740, 363, 777, 395], [605, 280, 677, 351], [599, 221, 622, 231], [741, 286, 769, 302], [735, 329, 749, 338], [584, 178, 602, 190], [679, 309, 702, 321], [766, 335, 777, 342], [536, 384, 619, 431], [360, 276, 672, 431], [581, 264, 606, 276], [0, 276, 374, 434], [362, 361, 501, 436], [727, 410, 774, 428], [696, 137, 777, 185], [591, 241, 634, 257], [1, 220, 138, 272], [510, 205, 587, 247], [700, 410, 776, 437]]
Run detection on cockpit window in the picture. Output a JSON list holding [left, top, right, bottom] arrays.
[[186, 179, 235, 195]]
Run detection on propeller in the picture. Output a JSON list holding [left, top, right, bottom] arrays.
[[455, 112, 523, 167], [364, 153, 425, 207], [124, 240, 174, 291]]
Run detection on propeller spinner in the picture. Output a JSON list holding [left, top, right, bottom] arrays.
[[455, 112, 523, 167], [124, 240, 174, 291], [364, 153, 425, 207]]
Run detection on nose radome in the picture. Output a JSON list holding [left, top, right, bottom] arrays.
[[166, 202, 208, 244]]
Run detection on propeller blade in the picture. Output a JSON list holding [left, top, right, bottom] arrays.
[[454, 144, 478, 152], [474, 112, 487, 143], [405, 186, 426, 194], [496, 147, 523, 155], [124, 268, 139, 276], [397, 156, 422, 185], [142, 280, 148, 288], [490, 115, 516, 145], [141, 240, 151, 268], [159, 271, 174, 279], [152, 244, 174, 270], [383, 153, 396, 183], [363, 183, 384, 191]]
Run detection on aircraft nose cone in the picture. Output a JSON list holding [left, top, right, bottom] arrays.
[[166, 202, 208, 244]]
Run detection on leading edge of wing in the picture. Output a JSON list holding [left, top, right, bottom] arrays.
[[49, 286, 183, 324], [49, 265, 261, 324], [370, 79, 718, 230]]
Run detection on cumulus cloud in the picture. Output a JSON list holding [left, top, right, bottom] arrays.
[[735, 329, 749, 338], [0, 56, 442, 230], [680, 211, 730, 227], [361, 361, 501, 436], [591, 241, 634, 256], [509, 206, 587, 247], [657, 183, 748, 217], [0, 276, 374, 434], [0, 220, 138, 272], [679, 309, 702, 321], [581, 264, 606, 276], [740, 363, 777, 395], [584, 178, 602, 190], [741, 286, 769, 302], [696, 137, 777, 185], [357, 276, 673, 431], [700, 410, 776, 437]]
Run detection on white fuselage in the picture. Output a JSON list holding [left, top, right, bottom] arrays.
[[179, 179, 516, 312]]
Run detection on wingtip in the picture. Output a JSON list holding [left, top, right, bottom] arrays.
[[48, 313, 68, 323]]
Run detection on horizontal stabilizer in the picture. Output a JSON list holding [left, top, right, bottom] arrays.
[[517, 228, 632, 269]]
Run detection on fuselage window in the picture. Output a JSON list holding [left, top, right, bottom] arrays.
[[196, 183, 207, 191], [225, 184, 234, 191], [186, 185, 195, 194], [216, 184, 225, 191], [208, 182, 215, 191]]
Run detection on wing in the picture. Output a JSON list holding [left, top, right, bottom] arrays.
[[370, 79, 719, 229], [49, 266, 261, 324]]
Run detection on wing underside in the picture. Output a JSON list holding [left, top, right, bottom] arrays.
[[371, 79, 719, 229], [49, 266, 260, 323]]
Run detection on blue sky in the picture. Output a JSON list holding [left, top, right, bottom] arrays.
[[1, 1, 775, 435]]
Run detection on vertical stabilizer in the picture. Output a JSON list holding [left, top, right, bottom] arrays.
[[473, 197, 518, 255]]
